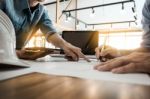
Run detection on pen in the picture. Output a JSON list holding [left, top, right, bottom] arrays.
[[99, 34, 108, 62], [99, 45, 107, 62]]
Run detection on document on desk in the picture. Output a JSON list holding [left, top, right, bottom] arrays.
[[34, 57, 150, 86], [1, 57, 150, 86]]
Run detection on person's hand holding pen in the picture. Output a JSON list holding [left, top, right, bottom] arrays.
[[95, 45, 121, 62]]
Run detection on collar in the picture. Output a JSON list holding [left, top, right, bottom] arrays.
[[20, 0, 42, 15]]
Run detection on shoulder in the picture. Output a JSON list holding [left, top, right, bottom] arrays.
[[39, 4, 45, 11], [38, 3, 48, 16]]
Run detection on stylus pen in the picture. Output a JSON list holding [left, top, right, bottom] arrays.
[[99, 34, 108, 62], [99, 45, 107, 62]]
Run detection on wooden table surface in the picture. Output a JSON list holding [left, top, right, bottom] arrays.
[[0, 72, 150, 99]]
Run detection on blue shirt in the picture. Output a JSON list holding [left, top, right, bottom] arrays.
[[0, 0, 56, 49], [142, 0, 150, 48]]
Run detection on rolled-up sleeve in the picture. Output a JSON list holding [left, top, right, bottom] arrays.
[[141, 0, 150, 47], [39, 9, 57, 39]]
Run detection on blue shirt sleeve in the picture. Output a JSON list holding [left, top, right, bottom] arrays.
[[39, 9, 57, 39], [141, 0, 150, 48]]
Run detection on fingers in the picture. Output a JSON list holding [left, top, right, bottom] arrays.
[[94, 52, 150, 74], [95, 46, 118, 62], [94, 57, 143, 74], [111, 62, 150, 74], [94, 59, 115, 69], [64, 47, 90, 62], [95, 46, 108, 58], [111, 63, 138, 73], [95, 46, 109, 62], [32, 50, 50, 59], [100, 49, 111, 57], [95, 47, 100, 59], [94, 57, 129, 71], [23, 51, 46, 60], [112, 63, 145, 73], [64, 48, 79, 61], [73, 48, 91, 62], [78, 51, 91, 62], [18, 48, 53, 60], [65, 55, 75, 61]]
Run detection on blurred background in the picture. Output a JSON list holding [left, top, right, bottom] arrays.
[[26, 0, 145, 50]]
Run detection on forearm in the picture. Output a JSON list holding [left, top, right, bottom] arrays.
[[47, 33, 69, 49]]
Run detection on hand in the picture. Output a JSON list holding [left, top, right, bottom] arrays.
[[16, 47, 54, 60], [95, 45, 120, 61], [94, 52, 150, 74], [46, 33, 90, 62], [63, 43, 90, 62]]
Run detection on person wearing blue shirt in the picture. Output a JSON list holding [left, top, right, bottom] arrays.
[[0, 0, 89, 61], [94, 0, 150, 74]]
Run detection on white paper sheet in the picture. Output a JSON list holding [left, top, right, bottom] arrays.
[[0, 56, 150, 86]]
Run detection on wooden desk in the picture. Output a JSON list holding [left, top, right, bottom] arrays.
[[0, 72, 150, 99]]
